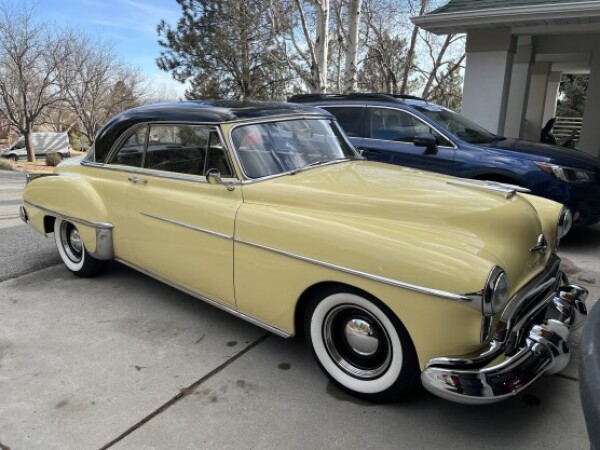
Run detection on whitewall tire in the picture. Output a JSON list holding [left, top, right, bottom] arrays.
[[53, 218, 107, 277], [305, 288, 419, 403]]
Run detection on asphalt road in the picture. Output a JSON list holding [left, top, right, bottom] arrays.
[[0, 170, 598, 450]]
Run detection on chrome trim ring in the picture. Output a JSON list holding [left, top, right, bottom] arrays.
[[323, 304, 392, 379]]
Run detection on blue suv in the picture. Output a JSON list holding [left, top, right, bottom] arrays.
[[290, 93, 600, 227]]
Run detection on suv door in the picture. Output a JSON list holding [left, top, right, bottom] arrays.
[[362, 106, 456, 175], [319, 106, 365, 150]]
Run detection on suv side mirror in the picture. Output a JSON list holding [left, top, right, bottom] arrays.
[[413, 133, 438, 153]]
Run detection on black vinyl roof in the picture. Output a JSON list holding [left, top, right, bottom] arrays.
[[92, 100, 330, 163]]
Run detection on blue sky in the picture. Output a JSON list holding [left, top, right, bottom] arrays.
[[39, 0, 187, 97]]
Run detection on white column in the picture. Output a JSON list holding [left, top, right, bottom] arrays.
[[522, 62, 551, 141], [461, 29, 515, 134], [504, 36, 533, 139], [543, 71, 562, 126], [579, 51, 600, 157]]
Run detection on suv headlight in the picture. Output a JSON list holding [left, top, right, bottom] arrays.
[[483, 267, 509, 315], [557, 206, 573, 242], [534, 162, 595, 184]]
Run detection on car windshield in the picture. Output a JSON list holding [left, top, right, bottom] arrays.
[[231, 118, 357, 179], [413, 105, 499, 144]]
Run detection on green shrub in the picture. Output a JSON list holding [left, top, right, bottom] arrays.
[[45, 152, 62, 167], [0, 157, 14, 170]]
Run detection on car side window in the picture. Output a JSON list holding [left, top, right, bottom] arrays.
[[111, 126, 147, 167], [368, 108, 452, 147], [322, 107, 365, 138], [144, 124, 208, 175]]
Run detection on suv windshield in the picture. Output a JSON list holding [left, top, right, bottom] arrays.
[[231, 118, 357, 179], [413, 105, 498, 144]]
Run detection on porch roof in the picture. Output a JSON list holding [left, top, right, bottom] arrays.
[[412, 0, 600, 35]]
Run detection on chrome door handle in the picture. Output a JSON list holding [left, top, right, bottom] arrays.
[[128, 176, 148, 184]]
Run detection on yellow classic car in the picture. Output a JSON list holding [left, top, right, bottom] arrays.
[[21, 101, 588, 404]]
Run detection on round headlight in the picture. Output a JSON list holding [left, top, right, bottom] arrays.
[[483, 267, 509, 315], [557, 207, 573, 241]]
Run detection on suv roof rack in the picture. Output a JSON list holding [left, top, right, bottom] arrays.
[[288, 93, 425, 103]]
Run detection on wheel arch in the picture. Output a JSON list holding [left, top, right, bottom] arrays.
[[294, 281, 397, 341]]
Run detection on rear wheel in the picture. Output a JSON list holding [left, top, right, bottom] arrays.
[[7, 154, 17, 164], [305, 287, 419, 403], [54, 218, 107, 277]]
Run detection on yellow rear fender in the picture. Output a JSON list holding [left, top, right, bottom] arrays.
[[22, 174, 113, 259]]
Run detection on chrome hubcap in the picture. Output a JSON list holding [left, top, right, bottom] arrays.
[[69, 228, 82, 253], [323, 304, 392, 380], [344, 318, 379, 356], [60, 222, 83, 263]]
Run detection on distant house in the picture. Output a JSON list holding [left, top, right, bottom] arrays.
[[413, 0, 600, 157]]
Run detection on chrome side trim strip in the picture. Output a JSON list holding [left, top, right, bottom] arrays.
[[140, 212, 233, 240], [23, 201, 114, 229], [114, 257, 293, 338], [235, 238, 472, 303]]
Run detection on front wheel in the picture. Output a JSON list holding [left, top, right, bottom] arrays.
[[305, 288, 419, 403], [54, 218, 107, 277]]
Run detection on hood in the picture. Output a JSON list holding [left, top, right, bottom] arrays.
[[242, 161, 553, 295], [480, 138, 600, 169]]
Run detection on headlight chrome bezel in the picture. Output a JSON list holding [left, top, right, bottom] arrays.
[[483, 267, 509, 316], [557, 206, 573, 243]]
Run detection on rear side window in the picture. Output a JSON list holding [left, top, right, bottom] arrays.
[[368, 108, 452, 147], [322, 107, 365, 138]]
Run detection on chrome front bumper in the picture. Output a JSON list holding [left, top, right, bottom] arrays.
[[422, 284, 588, 405]]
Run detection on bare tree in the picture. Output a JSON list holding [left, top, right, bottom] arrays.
[[61, 35, 144, 142], [0, 2, 71, 161]]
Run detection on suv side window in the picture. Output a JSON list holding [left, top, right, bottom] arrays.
[[368, 108, 452, 147], [321, 106, 365, 138]]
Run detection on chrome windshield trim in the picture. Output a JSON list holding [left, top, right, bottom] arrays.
[[235, 238, 472, 303], [23, 201, 113, 229], [115, 257, 292, 338], [141, 212, 233, 240]]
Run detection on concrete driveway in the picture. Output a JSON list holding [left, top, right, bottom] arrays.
[[0, 170, 598, 450]]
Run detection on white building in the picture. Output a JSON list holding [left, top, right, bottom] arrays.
[[412, 0, 600, 157]]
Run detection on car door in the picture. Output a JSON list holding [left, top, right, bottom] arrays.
[[114, 123, 242, 306], [319, 105, 365, 151], [362, 106, 456, 175]]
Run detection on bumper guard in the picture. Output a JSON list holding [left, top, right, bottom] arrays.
[[422, 285, 588, 404]]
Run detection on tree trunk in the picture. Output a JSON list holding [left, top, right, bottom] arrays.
[[23, 128, 36, 162], [343, 0, 362, 93], [314, 0, 330, 92]]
